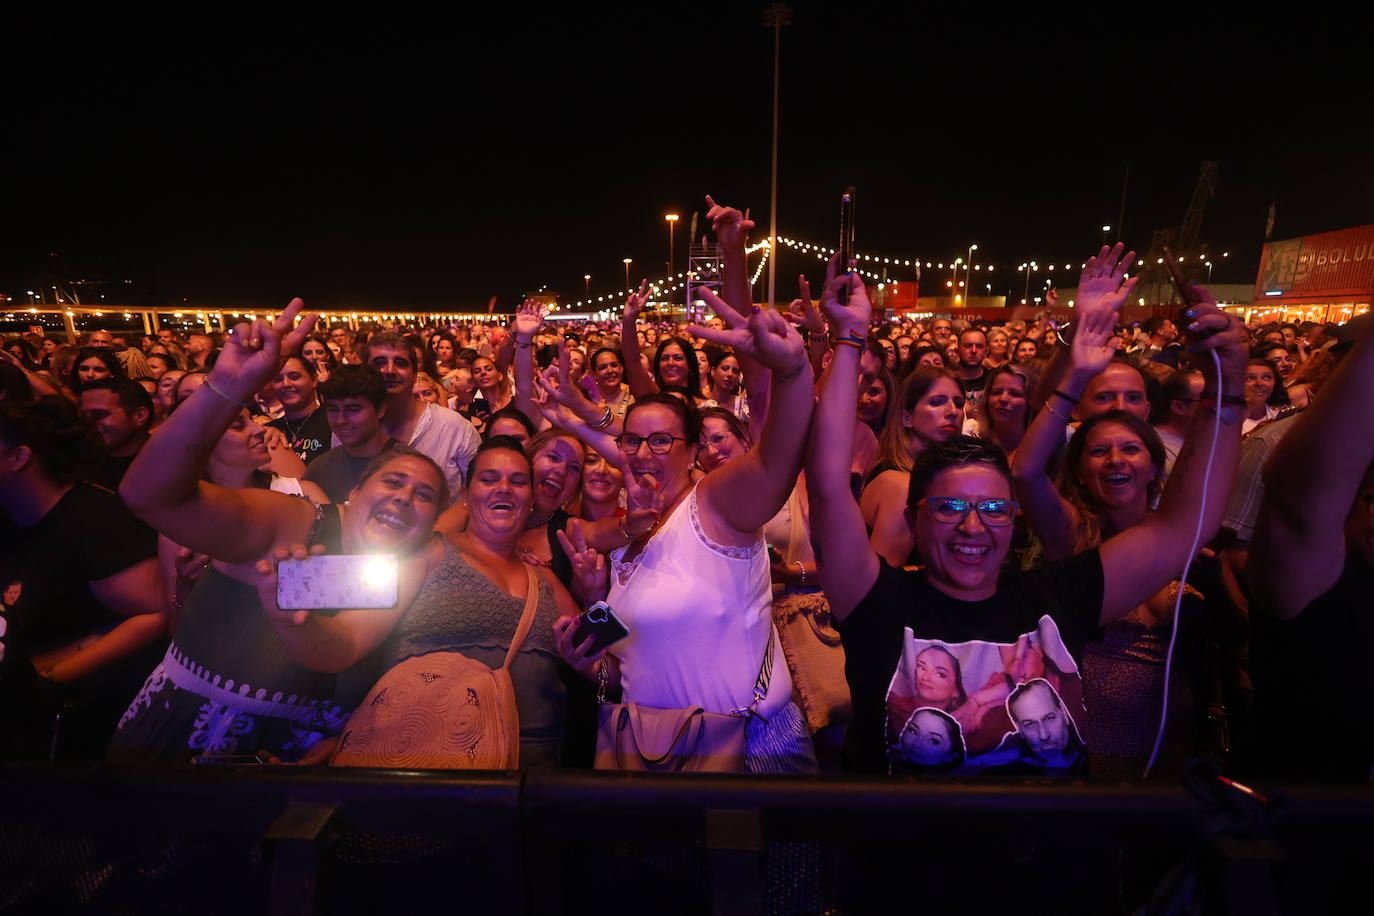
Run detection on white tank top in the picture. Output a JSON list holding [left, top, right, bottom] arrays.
[[607, 483, 790, 719]]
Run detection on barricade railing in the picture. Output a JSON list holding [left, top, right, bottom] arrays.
[[1, 763, 1370, 915]]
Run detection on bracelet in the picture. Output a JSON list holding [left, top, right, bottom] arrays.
[[1051, 388, 1080, 405], [1045, 402, 1073, 424], [618, 515, 643, 540], [793, 561, 807, 588], [203, 376, 253, 409], [831, 337, 863, 350], [516, 340, 534, 349], [589, 405, 614, 430]]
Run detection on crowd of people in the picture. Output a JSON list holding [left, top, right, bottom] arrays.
[[1, 199, 1370, 783]]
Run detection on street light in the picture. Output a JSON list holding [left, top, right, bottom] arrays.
[[584, 274, 591, 299], [1101, 225, 1111, 247], [665, 214, 679, 279], [967, 244, 978, 302], [1205, 261, 1214, 283], [623, 258, 633, 291]]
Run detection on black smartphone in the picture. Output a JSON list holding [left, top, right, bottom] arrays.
[[1162, 245, 1203, 332], [837, 187, 856, 305], [571, 601, 629, 655]]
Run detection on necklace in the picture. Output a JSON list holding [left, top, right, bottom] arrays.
[[279, 404, 319, 443], [525, 508, 557, 531]]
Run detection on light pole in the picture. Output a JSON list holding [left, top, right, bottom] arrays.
[[665, 213, 679, 278], [1205, 260, 1214, 283], [967, 244, 978, 303], [623, 258, 633, 291], [763, 2, 792, 309], [1100, 225, 1111, 247], [584, 274, 591, 299], [1020, 262, 1038, 305]]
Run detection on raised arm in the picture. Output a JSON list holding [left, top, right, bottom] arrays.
[[804, 273, 881, 622], [620, 282, 658, 398], [1250, 312, 1374, 619], [511, 299, 547, 429], [1012, 245, 1137, 561], [691, 301, 814, 535], [1097, 287, 1246, 625], [704, 196, 767, 392], [120, 300, 319, 563]]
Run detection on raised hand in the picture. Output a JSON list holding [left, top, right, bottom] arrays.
[[513, 299, 546, 342], [623, 280, 650, 323], [556, 519, 609, 603], [1067, 283, 1123, 377], [1182, 284, 1249, 380], [704, 195, 755, 254], [818, 269, 872, 342], [786, 274, 825, 335], [212, 298, 317, 403], [1075, 244, 1138, 316], [689, 301, 806, 377]]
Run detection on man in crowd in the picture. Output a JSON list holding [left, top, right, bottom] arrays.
[[186, 334, 215, 369], [1150, 368, 1204, 484], [79, 379, 154, 490], [955, 328, 989, 409], [363, 332, 479, 501], [303, 365, 398, 503]]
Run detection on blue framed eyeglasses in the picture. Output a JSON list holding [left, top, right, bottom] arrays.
[[918, 497, 1019, 527]]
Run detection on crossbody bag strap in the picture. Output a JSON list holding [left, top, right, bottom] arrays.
[[501, 564, 542, 671], [733, 624, 777, 722]]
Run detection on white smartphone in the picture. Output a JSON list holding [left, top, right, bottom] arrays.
[[276, 555, 399, 611]]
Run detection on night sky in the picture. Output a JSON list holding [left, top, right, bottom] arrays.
[[6, 6, 1372, 312]]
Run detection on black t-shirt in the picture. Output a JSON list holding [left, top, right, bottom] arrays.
[[0, 483, 159, 757], [959, 370, 988, 410], [0, 483, 157, 654], [837, 550, 1104, 776], [86, 453, 138, 492], [1249, 550, 1374, 781], [269, 409, 333, 465], [302, 438, 400, 504]]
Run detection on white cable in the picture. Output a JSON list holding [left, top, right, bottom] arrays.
[[1142, 347, 1224, 779]]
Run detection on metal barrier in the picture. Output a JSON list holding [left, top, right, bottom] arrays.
[[1, 764, 1370, 915]]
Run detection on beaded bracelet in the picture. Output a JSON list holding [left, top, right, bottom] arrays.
[[794, 561, 807, 588]]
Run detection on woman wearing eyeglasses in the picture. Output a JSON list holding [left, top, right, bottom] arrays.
[[553, 203, 819, 773], [806, 247, 1250, 777]]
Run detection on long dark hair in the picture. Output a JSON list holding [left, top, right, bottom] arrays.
[[1057, 410, 1166, 552], [652, 337, 701, 398], [72, 347, 125, 390]]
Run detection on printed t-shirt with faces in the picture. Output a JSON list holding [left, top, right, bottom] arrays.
[[837, 549, 1104, 776]]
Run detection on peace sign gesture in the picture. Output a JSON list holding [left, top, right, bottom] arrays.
[[689, 297, 807, 377], [212, 298, 317, 403], [623, 280, 650, 323]]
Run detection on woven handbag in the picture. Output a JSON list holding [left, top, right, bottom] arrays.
[[770, 487, 851, 733], [331, 565, 540, 770]]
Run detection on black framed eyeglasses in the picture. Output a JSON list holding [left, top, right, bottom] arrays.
[[615, 432, 687, 455], [918, 496, 1019, 527]]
